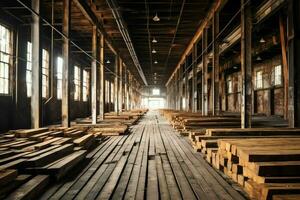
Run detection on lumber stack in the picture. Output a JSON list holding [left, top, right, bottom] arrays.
[[159, 109, 241, 136], [73, 109, 148, 128], [186, 127, 300, 200], [0, 126, 104, 199], [217, 138, 300, 200]]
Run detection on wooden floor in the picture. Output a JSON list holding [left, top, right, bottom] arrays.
[[40, 111, 246, 200]]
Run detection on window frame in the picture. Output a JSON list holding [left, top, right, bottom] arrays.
[[0, 24, 12, 96], [56, 57, 63, 100], [74, 65, 81, 101], [227, 79, 233, 94], [26, 41, 32, 97], [273, 65, 282, 86], [42, 48, 49, 98], [82, 69, 89, 102], [255, 70, 263, 89]]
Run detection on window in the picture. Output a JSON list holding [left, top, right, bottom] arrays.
[[152, 88, 160, 95], [272, 65, 282, 86], [256, 71, 263, 89], [82, 70, 89, 102], [74, 65, 81, 101], [57, 57, 63, 99], [42, 49, 49, 98], [105, 80, 109, 103], [0, 25, 11, 95], [26, 42, 32, 97], [227, 79, 232, 93]]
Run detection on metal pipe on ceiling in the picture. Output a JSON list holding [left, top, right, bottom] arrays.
[[106, 0, 148, 86]]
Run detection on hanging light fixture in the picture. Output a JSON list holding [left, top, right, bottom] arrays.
[[106, 60, 111, 64], [154, 60, 158, 64], [259, 37, 266, 43], [153, 13, 160, 22], [152, 49, 157, 54], [256, 56, 262, 61], [152, 37, 157, 43]]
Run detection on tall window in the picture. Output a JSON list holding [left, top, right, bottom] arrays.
[[74, 65, 81, 101], [57, 57, 63, 99], [82, 70, 89, 102], [272, 65, 282, 86], [0, 25, 11, 95], [227, 79, 232, 93], [152, 88, 160, 95], [256, 70, 263, 89], [42, 49, 49, 98], [26, 42, 32, 97]]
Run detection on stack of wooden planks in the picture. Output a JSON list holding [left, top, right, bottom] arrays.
[[185, 128, 300, 200], [159, 109, 241, 135], [217, 138, 300, 200], [0, 126, 103, 199], [73, 110, 148, 131]]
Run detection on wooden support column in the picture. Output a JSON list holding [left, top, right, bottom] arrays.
[[175, 70, 180, 110], [212, 12, 220, 116], [287, 0, 300, 127], [185, 59, 189, 111], [125, 69, 130, 110], [62, 0, 70, 127], [180, 67, 183, 110], [91, 26, 98, 124], [31, 0, 42, 128], [119, 57, 123, 112], [240, 0, 252, 128], [279, 15, 288, 120], [202, 28, 208, 115], [128, 72, 132, 110], [99, 33, 105, 120], [114, 56, 119, 113], [192, 44, 197, 112]]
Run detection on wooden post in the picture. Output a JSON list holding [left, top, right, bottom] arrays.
[[125, 69, 129, 110], [99, 33, 105, 120], [62, 0, 70, 127], [279, 15, 289, 120], [287, 0, 300, 127], [202, 27, 208, 115], [213, 12, 220, 116], [128, 72, 132, 110], [91, 26, 98, 124], [119, 57, 123, 112], [114, 56, 119, 114], [31, 0, 42, 128], [185, 58, 189, 111], [240, 0, 252, 128], [192, 44, 198, 112]]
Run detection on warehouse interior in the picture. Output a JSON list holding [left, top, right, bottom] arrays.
[[0, 0, 299, 199]]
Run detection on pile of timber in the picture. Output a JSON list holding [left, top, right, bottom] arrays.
[[187, 128, 300, 200], [0, 127, 103, 199], [74, 109, 148, 127], [218, 138, 300, 200], [159, 109, 241, 135]]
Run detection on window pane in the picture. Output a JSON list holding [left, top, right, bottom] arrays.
[[0, 24, 10, 94]]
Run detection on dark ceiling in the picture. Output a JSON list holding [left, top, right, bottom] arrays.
[[94, 0, 213, 86], [0, 0, 214, 86]]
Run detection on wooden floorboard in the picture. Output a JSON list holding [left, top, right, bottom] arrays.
[[40, 111, 246, 200]]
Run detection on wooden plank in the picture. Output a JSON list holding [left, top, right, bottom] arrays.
[[6, 175, 49, 200], [47, 150, 87, 180], [0, 175, 32, 199], [0, 169, 17, 186], [13, 128, 48, 138], [24, 144, 74, 167], [273, 194, 300, 200]]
